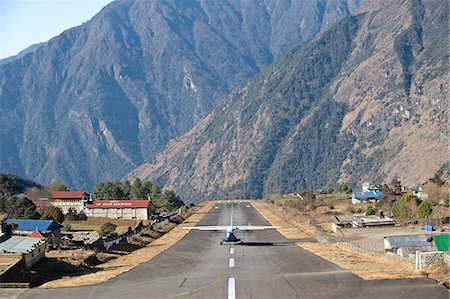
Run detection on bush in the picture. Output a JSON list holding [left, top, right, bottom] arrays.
[[40, 206, 64, 223], [64, 223, 72, 232], [416, 200, 432, 220], [78, 211, 87, 220], [64, 208, 88, 221], [392, 194, 420, 221], [97, 222, 117, 236], [366, 205, 376, 216]]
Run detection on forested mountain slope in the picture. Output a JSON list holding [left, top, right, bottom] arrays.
[[128, 0, 448, 202], [0, 0, 359, 190]]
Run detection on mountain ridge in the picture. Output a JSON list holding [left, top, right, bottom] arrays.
[[0, 0, 360, 190], [128, 0, 448, 203]]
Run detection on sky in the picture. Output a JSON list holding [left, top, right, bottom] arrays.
[[0, 0, 113, 59]]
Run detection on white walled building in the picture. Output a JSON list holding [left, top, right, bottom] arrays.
[[0, 236, 46, 267], [85, 200, 155, 220]]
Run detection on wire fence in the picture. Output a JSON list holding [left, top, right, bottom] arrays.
[[337, 241, 415, 264]]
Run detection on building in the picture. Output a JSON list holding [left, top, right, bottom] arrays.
[[351, 191, 383, 204], [0, 236, 46, 267], [85, 200, 155, 220], [384, 235, 436, 258], [362, 182, 382, 193], [413, 186, 429, 201], [49, 191, 90, 213], [5, 219, 64, 246]]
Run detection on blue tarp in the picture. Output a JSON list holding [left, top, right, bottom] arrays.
[[5, 219, 63, 233], [352, 191, 383, 199]]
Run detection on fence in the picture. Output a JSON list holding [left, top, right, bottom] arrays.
[[91, 210, 187, 251], [337, 241, 415, 263]]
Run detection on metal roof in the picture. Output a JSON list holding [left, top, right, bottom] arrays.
[[5, 219, 63, 233], [352, 191, 383, 199], [434, 234, 450, 251], [0, 236, 45, 254], [50, 191, 88, 199], [384, 234, 436, 251]]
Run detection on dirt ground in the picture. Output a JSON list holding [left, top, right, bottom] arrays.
[[298, 242, 420, 279], [39, 202, 214, 288], [251, 200, 317, 238], [251, 200, 449, 286]]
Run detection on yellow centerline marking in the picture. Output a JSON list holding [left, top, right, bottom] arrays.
[[160, 260, 226, 299]]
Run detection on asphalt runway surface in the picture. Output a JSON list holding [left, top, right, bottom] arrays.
[[18, 202, 448, 299]]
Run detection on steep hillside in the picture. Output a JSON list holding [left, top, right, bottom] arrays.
[[128, 0, 448, 202], [0, 0, 360, 190]]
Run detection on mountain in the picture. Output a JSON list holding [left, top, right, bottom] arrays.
[[0, 0, 361, 190], [0, 43, 43, 66], [128, 0, 449, 202]]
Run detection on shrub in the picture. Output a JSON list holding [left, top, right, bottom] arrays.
[[97, 222, 117, 236], [416, 200, 432, 220], [392, 194, 420, 221], [366, 205, 376, 215], [40, 206, 64, 223]]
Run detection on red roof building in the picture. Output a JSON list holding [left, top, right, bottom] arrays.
[[50, 191, 89, 200], [28, 230, 44, 239], [85, 200, 155, 220], [49, 191, 90, 214]]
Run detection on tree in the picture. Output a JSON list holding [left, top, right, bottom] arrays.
[[131, 178, 145, 199], [46, 181, 68, 192], [150, 183, 161, 201], [365, 205, 376, 216], [97, 222, 117, 236], [78, 211, 87, 220], [5, 195, 37, 219], [391, 178, 402, 195], [339, 184, 349, 193], [392, 194, 420, 221], [155, 190, 183, 211], [433, 169, 445, 185], [40, 206, 64, 223], [65, 208, 79, 221], [416, 200, 432, 220]]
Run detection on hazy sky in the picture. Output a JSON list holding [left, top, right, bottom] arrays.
[[0, 0, 113, 59]]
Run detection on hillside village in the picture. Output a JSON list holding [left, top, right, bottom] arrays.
[[0, 170, 448, 288], [0, 174, 192, 287]]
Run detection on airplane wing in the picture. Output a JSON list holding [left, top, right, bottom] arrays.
[[184, 225, 280, 231], [234, 226, 280, 230], [183, 226, 231, 231]]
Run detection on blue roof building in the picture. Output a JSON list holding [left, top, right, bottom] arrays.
[[4, 219, 63, 233], [351, 191, 383, 204]]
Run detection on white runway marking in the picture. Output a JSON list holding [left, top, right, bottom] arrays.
[[246, 205, 250, 207], [228, 277, 236, 299], [229, 258, 235, 268], [230, 248, 234, 255]]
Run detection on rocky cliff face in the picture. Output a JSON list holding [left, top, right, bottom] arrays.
[[128, 0, 448, 202], [0, 0, 359, 190]]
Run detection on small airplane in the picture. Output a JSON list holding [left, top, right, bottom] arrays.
[[184, 205, 280, 245]]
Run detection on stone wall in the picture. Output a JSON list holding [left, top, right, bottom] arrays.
[[415, 251, 449, 270]]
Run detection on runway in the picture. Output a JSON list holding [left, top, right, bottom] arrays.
[[18, 202, 448, 298]]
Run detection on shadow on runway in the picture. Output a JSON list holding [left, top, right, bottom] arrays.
[[239, 241, 296, 247]]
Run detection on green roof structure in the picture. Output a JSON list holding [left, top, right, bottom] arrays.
[[434, 234, 450, 251]]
